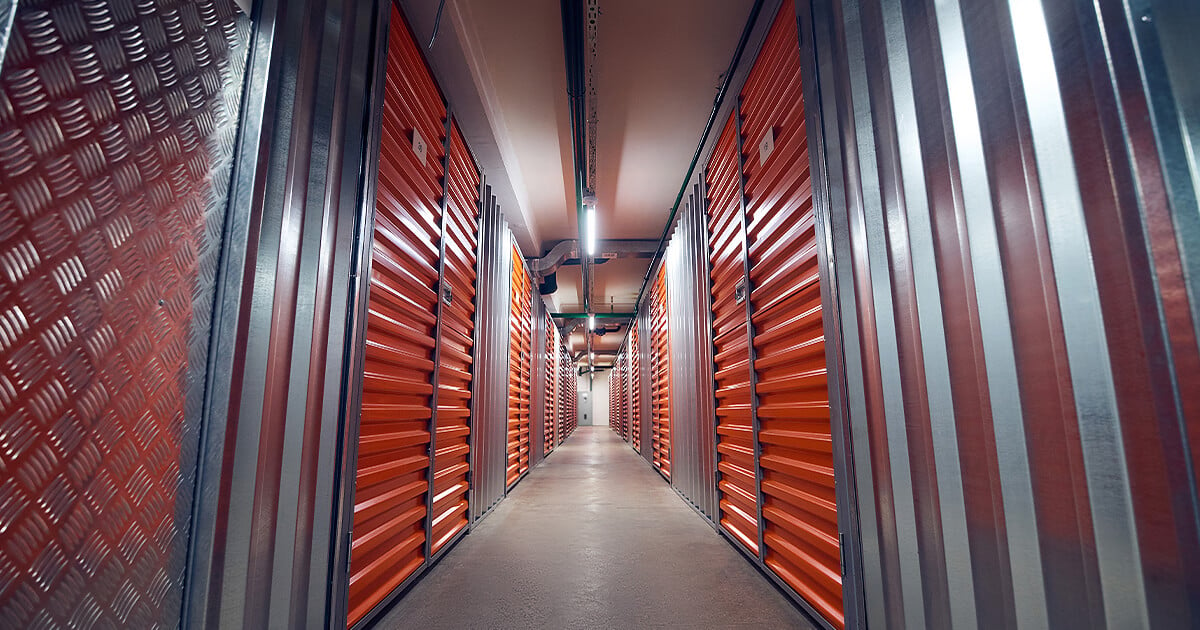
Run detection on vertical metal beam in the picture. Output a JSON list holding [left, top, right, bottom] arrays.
[[326, 0, 392, 626], [734, 98, 766, 561], [466, 171, 486, 526], [424, 105, 454, 561]]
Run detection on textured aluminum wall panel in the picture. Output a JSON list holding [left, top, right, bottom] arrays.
[[505, 241, 532, 487], [428, 121, 479, 556], [346, 7, 445, 623], [0, 2, 250, 626], [666, 185, 720, 521], [707, 114, 761, 555], [804, 0, 1200, 626], [741, 2, 842, 626]]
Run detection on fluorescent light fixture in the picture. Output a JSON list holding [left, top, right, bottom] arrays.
[[588, 314, 595, 330], [586, 206, 597, 255]]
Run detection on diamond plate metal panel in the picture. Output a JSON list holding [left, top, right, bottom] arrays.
[[0, 0, 250, 627]]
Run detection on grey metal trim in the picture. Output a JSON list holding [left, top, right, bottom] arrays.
[[733, 99, 766, 562], [466, 171, 487, 528], [699, 167, 723, 533]]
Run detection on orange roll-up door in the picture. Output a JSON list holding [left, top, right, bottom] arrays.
[[428, 121, 479, 556], [741, 1, 842, 626], [707, 114, 760, 556], [630, 323, 643, 452], [545, 314, 558, 455], [507, 245, 532, 486], [559, 347, 570, 444], [349, 6, 445, 625], [651, 266, 672, 479]]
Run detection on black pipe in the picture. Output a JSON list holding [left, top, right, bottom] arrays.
[[560, 0, 590, 313], [427, 0, 447, 50], [629, 0, 766, 314]]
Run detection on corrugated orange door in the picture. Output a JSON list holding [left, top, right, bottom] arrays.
[[707, 114, 760, 556], [544, 313, 558, 455], [428, 121, 479, 556], [507, 246, 532, 486], [630, 324, 642, 452], [741, 1, 842, 625], [559, 348, 570, 444], [651, 266, 672, 479], [349, 6, 445, 625]]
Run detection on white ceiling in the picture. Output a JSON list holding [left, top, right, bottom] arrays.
[[450, 0, 754, 365]]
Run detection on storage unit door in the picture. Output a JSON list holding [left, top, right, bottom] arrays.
[[741, 1, 842, 625], [707, 114, 760, 556], [506, 245, 532, 486], [651, 266, 672, 479], [544, 314, 558, 455], [349, 5, 446, 624], [428, 121, 479, 556], [629, 324, 642, 452]]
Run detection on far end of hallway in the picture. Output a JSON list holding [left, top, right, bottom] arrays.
[[376, 426, 815, 629]]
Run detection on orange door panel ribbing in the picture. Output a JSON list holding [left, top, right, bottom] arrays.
[[349, 6, 445, 626], [507, 246, 533, 487], [650, 266, 672, 479], [707, 113, 760, 557], [740, 1, 843, 626], [630, 323, 643, 452], [429, 122, 479, 555]]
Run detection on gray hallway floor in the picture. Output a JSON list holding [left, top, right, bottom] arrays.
[[376, 426, 815, 629]]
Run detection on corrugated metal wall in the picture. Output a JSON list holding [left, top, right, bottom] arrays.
[[801, 0, 1200, 626], [468, 185, 511, 525], [666, 187, 719, 521]]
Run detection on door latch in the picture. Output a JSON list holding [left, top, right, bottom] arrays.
[[735, 277, 748, 304]]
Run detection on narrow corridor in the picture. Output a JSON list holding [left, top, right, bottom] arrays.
[[375, 427, 813, 629]]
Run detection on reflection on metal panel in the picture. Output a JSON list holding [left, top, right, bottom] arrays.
[[429, 122, 479, 556], [665, 184, 720, 521], [347, 5, 445, 624], [468, 190, 511, 525], [506, 242, 532, 487], [807, 0, 1200, 625], [650, 265, 672, 478], [708, 114, 760, 555], [0, 1, 249, 626], [742, 2, 843, 626]]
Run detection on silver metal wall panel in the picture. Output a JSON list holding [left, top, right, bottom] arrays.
[[665, 182, 720, 522], [468, 187, 511, 524], [530, 293, 547, 467], [803, 0, 1200, 626]]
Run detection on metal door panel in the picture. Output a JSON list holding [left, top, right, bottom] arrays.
[[506, 244, 532, 487], [650, 265, 671, 479], [739, 1, 842, 626], [428, 122, 478, 556], [347, 5, 445, 624], [707, 113, 759, 556]]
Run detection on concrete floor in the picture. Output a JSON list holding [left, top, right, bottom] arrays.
[[376, 426, 815, 629]]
